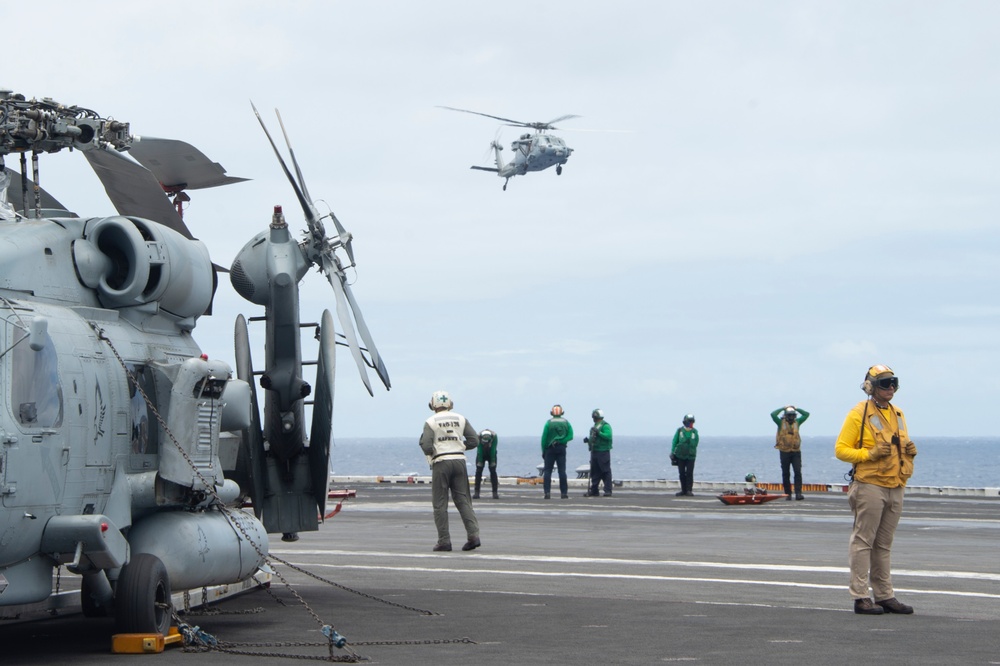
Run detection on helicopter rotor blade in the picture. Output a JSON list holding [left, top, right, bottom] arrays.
[[543, 114, 581, 127], [269, 107, 356, 267], [341, 278, 390, 390], [321, 253, 373, 396], [439, 106, 580, 132], [250, 101, 320, 227], [274, 109, 316, 215], [437, 106, 531, 127]]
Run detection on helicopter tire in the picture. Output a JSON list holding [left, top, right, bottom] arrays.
[[114, 553, 172, 635], [80, 574, 109, 617], [556, 165, 563, 175]]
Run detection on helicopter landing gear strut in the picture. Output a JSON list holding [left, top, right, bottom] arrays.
[[503, 178, 509, 191], [556, 165, 563, 175]]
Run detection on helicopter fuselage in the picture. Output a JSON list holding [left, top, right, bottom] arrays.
[[505, 132, 573, 176], [0, 213, 264, 617]]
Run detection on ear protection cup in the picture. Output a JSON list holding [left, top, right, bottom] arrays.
[[862, 364, 895, 395]]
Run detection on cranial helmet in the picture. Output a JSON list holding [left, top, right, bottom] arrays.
[[592, 408, 604, 420], [861, 364, 898, 395], [479, 429, 494, 443], [551, 404, 564, 417], [784, 407, 797, 419], [745, 472, 757, 483], [429, 390, 453, 411], [683, 413, 695, 424]]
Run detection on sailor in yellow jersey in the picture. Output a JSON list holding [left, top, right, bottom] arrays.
[[834, 365, 916, 616]]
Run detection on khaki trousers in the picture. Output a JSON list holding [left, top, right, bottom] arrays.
[[431, 458, 480, 546], [847, 481, 904, 600]]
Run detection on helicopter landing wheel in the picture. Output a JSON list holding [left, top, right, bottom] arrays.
[[556, 165, 563, 175], [503, 182, 507, 191], [114, 553, 172, 635]]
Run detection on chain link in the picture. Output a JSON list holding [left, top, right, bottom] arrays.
[[95, 329, 360, 661], [268, 554, 439, 616], [94, 329, 472, 661]]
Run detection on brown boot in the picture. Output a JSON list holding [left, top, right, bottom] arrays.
[[854, 598, 884, 615], [876, 597, 914, 614]]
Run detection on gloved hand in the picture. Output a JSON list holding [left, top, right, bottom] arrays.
[[904, 440, 917, 457], [583, 437, 589, 444], [867, 441, 891, 461]]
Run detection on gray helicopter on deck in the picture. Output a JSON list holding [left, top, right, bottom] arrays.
[[439, 106, 578, 191], [0, 90, 388, 636]]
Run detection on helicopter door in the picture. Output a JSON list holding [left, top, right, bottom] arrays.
[[2, 319, 66, 508]]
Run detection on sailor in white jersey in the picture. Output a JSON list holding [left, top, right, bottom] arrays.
[[419, 390, 482, 552]]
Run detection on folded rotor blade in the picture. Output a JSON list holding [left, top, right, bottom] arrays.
[[322, 254, 373, 396], [274, 109, 315, 211], [128, 136, 249, 191], [250, 101, 320, 225], [341, 280, 390, 390], [83, 147, 189, 237]]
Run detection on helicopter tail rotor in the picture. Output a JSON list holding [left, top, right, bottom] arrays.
[[252, 103, 389, 394]]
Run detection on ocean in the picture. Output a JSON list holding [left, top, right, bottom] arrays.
[[329, 435, 1000, 489]]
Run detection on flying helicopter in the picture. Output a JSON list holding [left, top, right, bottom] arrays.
[[0, 90, 388, 636], [438, 106, 578, 191]]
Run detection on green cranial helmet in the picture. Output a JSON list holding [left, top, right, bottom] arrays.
[[745, 472, 757, 483]]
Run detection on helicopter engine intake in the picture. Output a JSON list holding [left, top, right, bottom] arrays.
[[72, 215, 214, 321]]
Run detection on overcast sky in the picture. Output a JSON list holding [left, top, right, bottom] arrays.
[[4, 1, 999, 438]]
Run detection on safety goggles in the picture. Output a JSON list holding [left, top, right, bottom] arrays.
[[875, 377, 899, 390]]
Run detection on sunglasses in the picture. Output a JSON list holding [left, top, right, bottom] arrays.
[[875, 377, 899, 390]]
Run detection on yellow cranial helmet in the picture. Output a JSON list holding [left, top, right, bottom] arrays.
[[862, 365, 898, 395]]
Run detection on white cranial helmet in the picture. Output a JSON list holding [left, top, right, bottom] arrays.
[[429, 390, 453, 411]]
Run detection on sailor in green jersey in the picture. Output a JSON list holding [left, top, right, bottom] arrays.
[[473, 429, 499, 499], [671, 414, 699, 496], [583, 409, 613, 497], [541, 405, 574, 499]]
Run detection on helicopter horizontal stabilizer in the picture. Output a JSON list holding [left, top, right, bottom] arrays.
[[470, 165, 500, 173]]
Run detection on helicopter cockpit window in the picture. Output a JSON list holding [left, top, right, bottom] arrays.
[[127, 364, 159, 455], [10, 327, 63, 428]]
